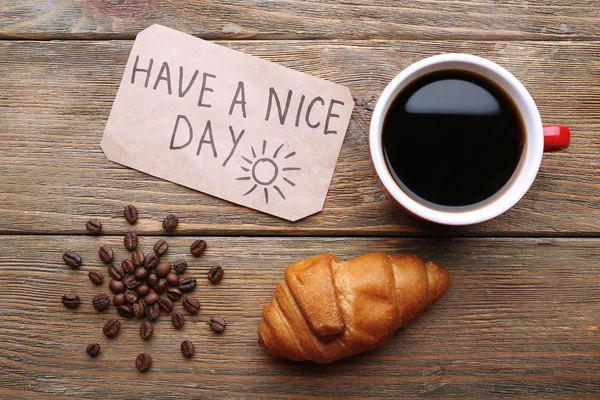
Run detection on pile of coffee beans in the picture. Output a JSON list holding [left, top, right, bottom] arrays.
[[61, 205, 227, 372]]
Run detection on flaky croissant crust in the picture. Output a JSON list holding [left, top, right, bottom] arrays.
[[258, 253, 450, 363]]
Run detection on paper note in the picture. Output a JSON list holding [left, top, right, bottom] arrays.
[[101, 25, 354, 221]]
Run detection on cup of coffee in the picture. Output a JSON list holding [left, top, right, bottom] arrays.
[[370, 54, 570, 225]]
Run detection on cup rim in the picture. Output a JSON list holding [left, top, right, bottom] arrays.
[[369, 53, 544, 225]]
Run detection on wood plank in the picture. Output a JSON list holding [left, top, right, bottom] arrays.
[[0, 235, 598, 399], [0, 40, 599, 236], [1, 0, 599, 40]]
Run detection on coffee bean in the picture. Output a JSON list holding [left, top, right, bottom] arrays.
[[113, 293, 126, 306], [133, 301, 146, 318], [145, 292, 159, 305], [144, 251, 159, 269], [190, 239, 207, 256], [207, 265, 224, 284], [136, 353, 152, 372], [147, 303, 160, 321], [172, 260, 188, 274], [140, 321, 153, 340], [181, 340, 195, 358], [99, 245, 114, 263], [146, 273, 159, 288], [88, 269, 104, 285], [122, 259, 135, 274], [136, 283, 150, 297], [134, 267, 150, 281], [108, 262, 125, 280], [155, 262, 171, 278], [179, 278, 197, 292], [123, 275, 140, 290], [171, 312, 185, 329], [154, 239, 169, 256], [166, 272, 180, 287], [158, 297, 173, 313], [124, 205, 139, 224], [124, 232, 138, 250], [92, 294, 110, 310], [209, 316, 226, 333], [117, 304, 133, 318], [167, 287, 182, 301], [182, 297, 200, 314], [132, 250, 145, 267], [86, 219, 102, 234], [154, 280, 168, 294], [162, 214, 178, 232], [109, 279, 125, 294], [124, 290, 138, 304], [86, 343, 101, 357], [103, 319, 120, 338], [63, 251, 82, 268], [62, 294, 80, 309]]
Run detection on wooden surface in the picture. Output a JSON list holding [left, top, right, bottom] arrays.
[[1, 0, 599, 398], [0, 236, 598, 399], [1, 0, 599, 40], [1, 40, 599, 236]]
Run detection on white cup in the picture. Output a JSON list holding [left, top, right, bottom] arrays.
[[369, 54, 570, 226]]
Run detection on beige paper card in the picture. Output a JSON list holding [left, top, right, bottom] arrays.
[[101, 24, 354, 221]]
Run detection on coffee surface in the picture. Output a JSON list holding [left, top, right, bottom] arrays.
[[382, 70, 525, 207]]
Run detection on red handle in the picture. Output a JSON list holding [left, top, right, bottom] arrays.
[[543, 125, 570, 152]]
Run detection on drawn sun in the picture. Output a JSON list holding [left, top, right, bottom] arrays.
[[237, 140, 301, 204]]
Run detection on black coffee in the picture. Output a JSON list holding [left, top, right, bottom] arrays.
[[382, 70, 525, 207]]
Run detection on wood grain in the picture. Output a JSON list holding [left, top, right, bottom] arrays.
[[1, 0, 599, 40], [0, 236, 598, 399], [0, 40, 599, 236], [2, 1, 599, 399]]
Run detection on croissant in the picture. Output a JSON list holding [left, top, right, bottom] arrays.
[[258, 252, 450, 363]]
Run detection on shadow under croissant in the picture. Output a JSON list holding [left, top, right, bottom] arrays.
[[260, 321, 443, 373]]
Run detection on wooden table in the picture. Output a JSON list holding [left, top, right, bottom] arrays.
[[1, 1, 599, 399]]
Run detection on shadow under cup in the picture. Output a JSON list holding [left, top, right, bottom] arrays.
[[370, 54, 556, 226]]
